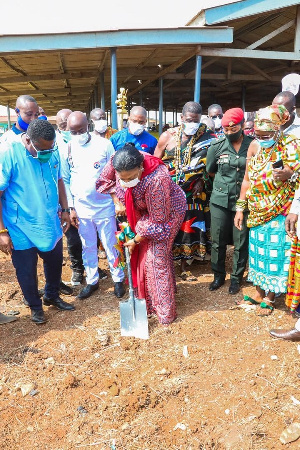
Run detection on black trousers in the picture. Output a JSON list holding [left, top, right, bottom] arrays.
[[210, 203, 249, 282], [65, 225, 84, 274], [11, 239, 63, 311]]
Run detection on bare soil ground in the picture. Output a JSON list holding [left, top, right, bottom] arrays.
[[1, 241, 300, 449]]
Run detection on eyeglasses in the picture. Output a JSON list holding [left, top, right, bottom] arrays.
[[211, 114, 223, 119], [30, 139, 57, 153]]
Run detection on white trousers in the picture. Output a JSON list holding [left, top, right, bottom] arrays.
[[79, 216, 124, 285]]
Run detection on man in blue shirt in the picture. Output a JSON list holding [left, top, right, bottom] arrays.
[[0, 120, 75, 324], [110, 106, 157, 155], [0, 95, 39, 144]]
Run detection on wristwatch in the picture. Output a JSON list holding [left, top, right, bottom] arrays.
[[61, 208, 70, 213]]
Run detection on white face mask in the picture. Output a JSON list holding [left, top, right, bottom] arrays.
[[129, 121, 145, 136], [71, 132, 89, 146], [213, 117, 222, 130], [183, 122, 200, 136], [93, 119, 107, 134], [119, 178, 140, 188]]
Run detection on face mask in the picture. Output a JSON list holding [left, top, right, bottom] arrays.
[[129, 122, 145, 136], [213, 118, 222, 130], [119, 178, 140, 188], [226, 129, 242, 142], [60, 130, 71, 143], [257, 138, 276, 148], [183, 122, 200, 136], [36, 151, 53, 163], [71, 132, 89, 146], [93, 119, 107, 134], [17, 114, 29, 131], [38, 115, 47, 121]]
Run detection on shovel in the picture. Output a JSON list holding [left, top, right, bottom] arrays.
[[120, 247, 149, 340]]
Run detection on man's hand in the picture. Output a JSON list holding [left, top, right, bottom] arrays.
[[234, 211, 244, 231], [70, 209, 79, 229], [61, 211, 71, 233], [192, 179, 204, 197], [285, 213, 298, 239], [272, 165, 293, 182], [0, 232, 13, 255]]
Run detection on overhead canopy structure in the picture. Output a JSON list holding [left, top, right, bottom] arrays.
[[0, 27, 232, 117], [0, 0, 299, 124]]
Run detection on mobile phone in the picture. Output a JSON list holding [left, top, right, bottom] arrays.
[[272, 160, 284, 169]]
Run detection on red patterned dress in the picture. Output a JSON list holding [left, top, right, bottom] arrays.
[[97, 158, 186, 324]]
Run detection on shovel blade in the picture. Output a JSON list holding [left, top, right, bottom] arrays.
[[120, 297, 149, 340]]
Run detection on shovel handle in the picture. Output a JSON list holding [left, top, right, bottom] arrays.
[[125, 247, 135, 300]]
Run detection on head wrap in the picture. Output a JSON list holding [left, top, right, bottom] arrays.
[[221, 108, 244, 127], [254, 104, 290, 131]]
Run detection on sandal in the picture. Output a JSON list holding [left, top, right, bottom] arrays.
[[256, 298, 274, 316], [179, 271, 197, 281], [235, 295, 259, 306]]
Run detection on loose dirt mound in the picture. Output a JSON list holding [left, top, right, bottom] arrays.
[[1, 243, 300, 449]]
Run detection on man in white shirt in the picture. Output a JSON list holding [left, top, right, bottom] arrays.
[[272, 91, 300, 139], [61, 111, 125, 299]]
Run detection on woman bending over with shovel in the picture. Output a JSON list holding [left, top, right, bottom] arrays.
[[96, 143, 186, 325]]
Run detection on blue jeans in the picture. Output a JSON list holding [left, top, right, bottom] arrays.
[[11, 239, 63, 311]]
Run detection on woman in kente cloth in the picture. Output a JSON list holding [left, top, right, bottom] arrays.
[[154, 101, 215, 279], [97, 143, 186, 325], [234, 105, 300, 315]]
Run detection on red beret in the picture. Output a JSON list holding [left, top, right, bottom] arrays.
[[221, 108, 244, 127]]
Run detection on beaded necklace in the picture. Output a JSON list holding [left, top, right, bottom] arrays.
[[174, 124, 206, 184]]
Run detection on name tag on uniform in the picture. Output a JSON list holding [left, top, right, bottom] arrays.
[[218, 154, 229, 164]]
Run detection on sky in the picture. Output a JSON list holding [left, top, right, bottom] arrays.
[[0, 0, 240, 35]]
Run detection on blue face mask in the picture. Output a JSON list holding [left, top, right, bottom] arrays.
[[38, 115, 48, 121], [60, 130, 71, 143], [258, 139, 276, 148], [17, 114, 29, 131]]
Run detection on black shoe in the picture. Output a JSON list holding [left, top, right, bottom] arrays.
[[114, 281, 125, 298], [98, 268, 108, 280], [77, 283, 99, 300], [31, 309, 47, 324], [71, 271, 84, 286], [59, 281, 73, 296], [43, 296, 75, 311], [209, 277, 225, 291], [229, 280, 240, 295]]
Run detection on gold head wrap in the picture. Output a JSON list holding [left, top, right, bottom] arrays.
[[254, 104, 290, 131]]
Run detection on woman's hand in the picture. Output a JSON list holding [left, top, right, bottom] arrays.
[[285, 213, 298, 238], [114, 201, 126, 217], [0, 232, 13, 255], [70, 209, 80, 229], [123, 239, 136, 255], [272, 165, 293, 182], [234, 211, 244, 231]]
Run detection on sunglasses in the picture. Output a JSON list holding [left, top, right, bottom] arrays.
[[30, 139, 57, 153], [211, 114, 223, 119]]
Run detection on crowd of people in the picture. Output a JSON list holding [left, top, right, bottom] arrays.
[[1, 88, 300, 341]]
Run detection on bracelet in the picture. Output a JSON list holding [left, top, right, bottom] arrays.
[[133, 238, 140, 245], [236, 199, 248, 211], [0, 228, 8, 234], [61, 208, 70, 213]]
